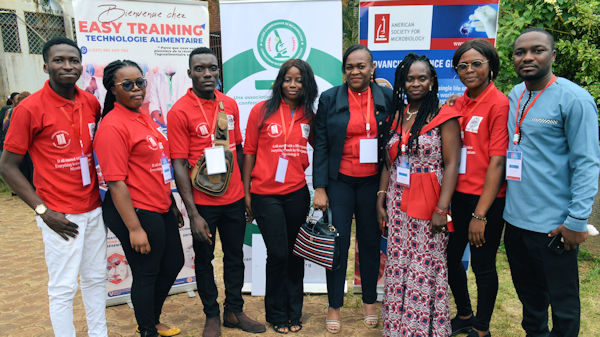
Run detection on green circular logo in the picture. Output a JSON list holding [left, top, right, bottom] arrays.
[[257, 20, 306, 68]]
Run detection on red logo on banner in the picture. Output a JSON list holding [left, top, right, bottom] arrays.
[[374, 14, 390, 43]]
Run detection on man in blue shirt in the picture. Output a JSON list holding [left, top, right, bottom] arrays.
[[503, 28, 599, 337]]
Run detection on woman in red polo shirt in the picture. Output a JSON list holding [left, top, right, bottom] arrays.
[[93, 60, 184, 337], [242, 59, 317, 334], [446, 39, 509, 337]]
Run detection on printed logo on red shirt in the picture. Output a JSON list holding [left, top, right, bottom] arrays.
[[195, 122, 210, 138], [51, 130, 71, 149], [146, 135, 159, 150], [267, 123, 282, 138]]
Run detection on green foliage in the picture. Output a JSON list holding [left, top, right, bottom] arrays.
[[497, 0, 600, 113], [342, 0, 359, 51]]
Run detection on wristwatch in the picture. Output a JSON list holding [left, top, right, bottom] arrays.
[[34, 204, 48, 216]]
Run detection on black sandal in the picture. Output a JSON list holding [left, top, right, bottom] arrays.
[[271, 323, 289, 334], [289, 320, 302, 333]]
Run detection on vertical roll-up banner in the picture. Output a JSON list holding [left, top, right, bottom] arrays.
[[220, 0, 343, 294], [72, 0, 209, 306], [357, 0, 499, 297]]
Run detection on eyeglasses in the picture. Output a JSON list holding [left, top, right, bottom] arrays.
[[455, 60, 489, 73], [115, 78, 147, 91]]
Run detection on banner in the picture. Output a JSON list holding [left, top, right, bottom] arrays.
[[359, 0, 500, 101], [220, 0, 343, 293], [72, 0, 209, 306]]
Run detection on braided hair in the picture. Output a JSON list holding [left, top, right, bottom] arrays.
[[102, 60, 143, 117], [385, 53, 439, 163], [260, 59, 318, 127]]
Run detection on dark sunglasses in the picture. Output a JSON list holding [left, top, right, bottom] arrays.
[[455, 60, 489, 73], [115, 78, 147, 91]]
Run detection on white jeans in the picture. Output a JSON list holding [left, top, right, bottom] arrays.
[[37, 206, 108, 337]]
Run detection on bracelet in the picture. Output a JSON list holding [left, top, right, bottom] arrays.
[[434, 207, 449, 215], [471, 212, 488, 224], [377, 190, 387, 196]]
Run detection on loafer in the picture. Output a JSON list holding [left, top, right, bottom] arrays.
[[450, 316, 474, 336], [223, 310, 266, 333], [203, 316, 221, 337], [468, 328, 491, 337]]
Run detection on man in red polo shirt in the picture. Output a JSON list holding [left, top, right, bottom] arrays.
[[0, 37, 107, 337], [168, 47, 266, 337]]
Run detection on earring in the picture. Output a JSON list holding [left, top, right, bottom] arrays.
[[490, 70, 494, 79], [371, 73, 374, 82], [429, 85, 432, 91]]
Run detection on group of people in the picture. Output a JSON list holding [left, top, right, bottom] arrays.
[[0, 26, 597, 337]]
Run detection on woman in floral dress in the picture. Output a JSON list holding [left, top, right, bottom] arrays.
[[376, 53, 461, 337]]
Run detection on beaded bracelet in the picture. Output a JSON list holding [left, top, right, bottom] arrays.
[[377, 190, 386, 196], [471, 212, 488, 224], [434, 207, 449, 215]]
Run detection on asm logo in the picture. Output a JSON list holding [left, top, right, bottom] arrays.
[[267, 123, 282, 138], [146, 135, 159, 150], [51, 130, 71, 149], [374, 14, 390, 43], [195, 122, 210, 138]]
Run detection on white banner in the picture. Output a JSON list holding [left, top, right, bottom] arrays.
[[72, 0, 209, 306], [220, 0, 343, 293]]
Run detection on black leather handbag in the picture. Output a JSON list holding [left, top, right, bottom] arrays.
[[293, 208, 340, 270]]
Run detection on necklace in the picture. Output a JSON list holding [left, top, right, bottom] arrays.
[[405, 108, 418, 121]]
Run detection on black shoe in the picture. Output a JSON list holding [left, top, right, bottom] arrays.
[[467, 328, 491, 337], [450, 316, 474, 336]]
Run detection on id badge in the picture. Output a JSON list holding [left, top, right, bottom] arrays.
[[160, 154, 173, 184], [459, 147, 467, 174], [359, 138, 378, 163], [79, 154, 91, 186], [204, 146, 227, 175], [274, 155, 289, 183], [506, 149, 523, 181], [396, 156, 410, 187]]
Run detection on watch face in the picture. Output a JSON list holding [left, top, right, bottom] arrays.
[[35, 204, 47, 215]]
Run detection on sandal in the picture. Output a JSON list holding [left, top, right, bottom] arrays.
[[289, 320, 302, 333], [363, 314, 379, 328], [325, 319, 341, 334], [271, 323, 289, 334]]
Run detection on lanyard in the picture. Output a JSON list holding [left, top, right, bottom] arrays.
[[460, 84, 493, 132], [348, 87, 372, 137], [59, 105, 84, 154], [513, 75, 557, 145], [278, 105, 297, 153], [135, 114, 166, 153], [398, 106, 412, 155], [195, 96, 220, 146]]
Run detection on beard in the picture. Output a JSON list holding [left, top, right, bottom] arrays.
[[518, 66, 551, 82]]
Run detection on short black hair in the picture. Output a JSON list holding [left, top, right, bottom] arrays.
[[516, 27, 555, 50], [342, 44, 373, 71], [453, 39, 500, 80], [42, 37, 81, 63], [189, 47, 217, 67]]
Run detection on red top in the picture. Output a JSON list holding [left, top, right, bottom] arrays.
[[4, 80, 101, 214], [94, 103, 172, 213], [454, 82, 508, 197], [244, 100, 310, 195], [339, 87, 378, 177], [167, 89, 244, 206]]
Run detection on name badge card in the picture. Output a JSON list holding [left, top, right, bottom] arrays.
[[459, 147, 467, 174], [396, 156, 410, 187], [205, 146, 227, 175], [506, 150, 523, 181], [80, 154, 91, 186], [359, 138, 378, 163], [275, 156, 289, 183], [160, 154, 173, 184]]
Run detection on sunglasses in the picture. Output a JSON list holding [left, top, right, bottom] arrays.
[[455, 60, 489, 73], [115, 78, 147, 92]]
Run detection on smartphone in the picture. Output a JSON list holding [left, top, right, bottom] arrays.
[[547, 233, 565, 255]]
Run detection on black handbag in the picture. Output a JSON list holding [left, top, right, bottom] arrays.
[[293, 208, 340, 270]]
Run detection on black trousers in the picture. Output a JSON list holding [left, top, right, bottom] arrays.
[[326, 173, 381, 308], [252, 185, 310, 324], [448, 192, 505, 331], [504, 222, 580, 337], [103, 192, 184, 334], [194, 198, 246, 317]]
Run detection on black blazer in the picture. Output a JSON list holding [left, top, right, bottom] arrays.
[[313, 82, 394, 188]]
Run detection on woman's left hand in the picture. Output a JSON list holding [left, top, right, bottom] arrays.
[[430, 212, 447, 234]]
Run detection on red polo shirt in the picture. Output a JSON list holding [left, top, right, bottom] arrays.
[[94, 103, 172, 213], [455, 82, 509, 197], [167, 89, 244, 206], [244, 100, 310, 195], [3, 80, 101, 214], [339, 87, 378, 177]]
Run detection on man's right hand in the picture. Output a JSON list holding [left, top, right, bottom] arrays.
[[244, 195, 253, 223], [313, 188, 329, 210], [40, 209, 79, 241], [190, 214, 212, 245]]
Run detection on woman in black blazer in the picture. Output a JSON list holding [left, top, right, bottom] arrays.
[[312, 44, 393, 334]]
